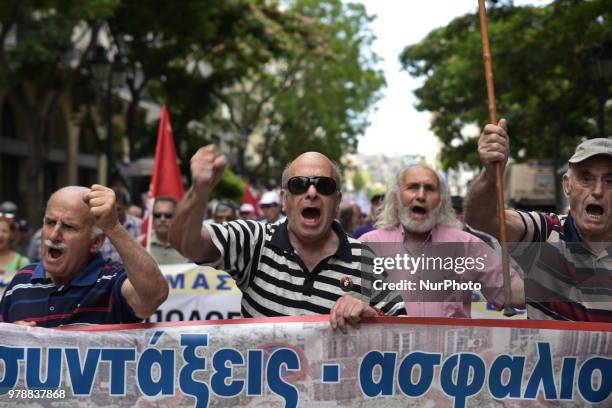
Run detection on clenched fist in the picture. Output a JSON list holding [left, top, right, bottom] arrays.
[[190, 145, 228, 195], [478, 118, 510, 175], [83, 184, 120, 233]]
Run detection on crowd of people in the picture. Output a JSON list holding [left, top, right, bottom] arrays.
[[0, 119, 610, 329]]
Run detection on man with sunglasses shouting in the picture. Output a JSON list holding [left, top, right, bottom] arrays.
[[170, 145, 406, 333], [147, 196, 188, 264]]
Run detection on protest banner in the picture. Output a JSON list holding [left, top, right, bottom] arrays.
[[148, 264, 241, 323], [0, 316, 609, 407]]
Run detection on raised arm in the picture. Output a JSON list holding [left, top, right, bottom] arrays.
[[168, 145, 228, 263], [465, 119, 524, 242], [85, 185, 168, 319]]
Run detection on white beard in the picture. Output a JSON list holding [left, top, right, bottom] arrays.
[[398, 204, 441, 233]]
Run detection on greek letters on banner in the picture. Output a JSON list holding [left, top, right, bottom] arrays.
[[148, 264, 241, 323], [0, 317, 610, 407]]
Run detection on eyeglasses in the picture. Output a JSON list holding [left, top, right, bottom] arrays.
[[260, 204, 278, 209], [153, 212, 173, 220], [286, 176, 338, 196], [0, 212, 15, 219]]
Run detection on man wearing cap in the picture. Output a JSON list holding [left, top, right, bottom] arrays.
[[239, 203, 256, 220], [259, 191, 285, 224], [0, 201, 30, 257], [466, 119, 612, 322], [169, 145, 406, 333]]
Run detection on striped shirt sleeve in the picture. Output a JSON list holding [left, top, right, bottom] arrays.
[[516, 210, 560, 243], [203, 220, 265, 290], [359, 245, 406, 316], [511, 210, 560, 259]]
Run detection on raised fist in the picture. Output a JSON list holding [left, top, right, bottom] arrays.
[[190, 145, 228, 195], [478, 118, 510, 175], [83, 184, 120, 233]]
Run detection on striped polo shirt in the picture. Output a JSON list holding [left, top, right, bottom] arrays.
[[204, 219, 406, 318], [0, 253, 140, 327], [513, 211, 612, 322]]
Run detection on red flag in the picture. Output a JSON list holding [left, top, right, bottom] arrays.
[[142, 105, 184, 248], [242, 182, 262, 218]]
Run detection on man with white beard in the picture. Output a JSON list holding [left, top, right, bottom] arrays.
[[360, 164, 524, 318]]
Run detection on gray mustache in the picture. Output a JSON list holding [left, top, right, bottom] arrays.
[[44, 240, 68, 251]]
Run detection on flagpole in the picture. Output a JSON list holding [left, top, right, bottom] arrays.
[[142, 105, 185, 251], [477, 0, 516, 317], [145, 196, 154, 253]]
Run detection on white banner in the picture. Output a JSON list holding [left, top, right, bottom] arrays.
[[0, 317, 610, 407], [147, 264, 242, 323]]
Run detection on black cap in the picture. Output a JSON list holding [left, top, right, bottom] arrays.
[[370, 194, 385, 205], [451, 195, 463, 211]]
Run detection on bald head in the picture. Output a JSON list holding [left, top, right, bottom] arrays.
[[281, 152, 342, 189], [47, 186, 101, 237], [49, 186, 90, 204]]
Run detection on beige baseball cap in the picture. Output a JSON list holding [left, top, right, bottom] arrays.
[[568, 138, 612, 164]]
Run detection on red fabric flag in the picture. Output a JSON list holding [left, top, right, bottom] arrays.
[[142, 105, 184, 248], [242, 182, 262, 218]]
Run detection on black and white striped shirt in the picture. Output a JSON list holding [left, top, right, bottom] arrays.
[[203, 219, 406, 318], [513, 211, 612, 322]]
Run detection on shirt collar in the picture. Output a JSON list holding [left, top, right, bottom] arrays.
[[31, 253, 107, 286], [565, 213, 612, 256], [269, 219, 353, 262], [395, 223, 435, 242], [151, 233, 170, 247], [563, 213, 582, 243]]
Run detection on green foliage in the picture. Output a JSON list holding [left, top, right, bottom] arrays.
[[352, 171, 368, 191], [212, 168, 246, 203], [0, 0, 119, 85], [1, 0, 384, 215], [400, 0, 612, 170], [216, 0, 385, 186]]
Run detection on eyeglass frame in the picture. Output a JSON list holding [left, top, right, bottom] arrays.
[[285, 176, 339, 196]]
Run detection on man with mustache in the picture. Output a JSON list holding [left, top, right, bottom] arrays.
[[0, 185, 168, 327], [169, 145, 405, 333], [360, 164, 524, 317], [466, 121, 612, 321]]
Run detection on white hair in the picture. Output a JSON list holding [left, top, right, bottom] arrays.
[[376, 163, 462, 230]]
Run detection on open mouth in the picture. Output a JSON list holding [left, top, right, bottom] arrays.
[[301, 207, 321, 224], [49, 248, 64, 259], [411, 205, 428, 218], [46, 246, 66, 261], [586, 204, 605, 217]]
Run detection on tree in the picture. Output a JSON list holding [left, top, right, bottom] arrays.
[[400, 0, 611, 175], [1, 0, 331, 216], [0, 0, 120, 223], [214, 0, 385, 187], [106, 1, 326, 187]]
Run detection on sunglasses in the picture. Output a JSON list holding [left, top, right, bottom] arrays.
[[0, 212, 15, 219], [286, 176, 338, 196], [153, 212, 173, 220]]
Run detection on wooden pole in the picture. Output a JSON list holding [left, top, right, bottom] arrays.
[[477, 0, 516, 317]]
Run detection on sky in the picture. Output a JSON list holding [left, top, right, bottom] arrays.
[[357, 0, 551, 162]]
